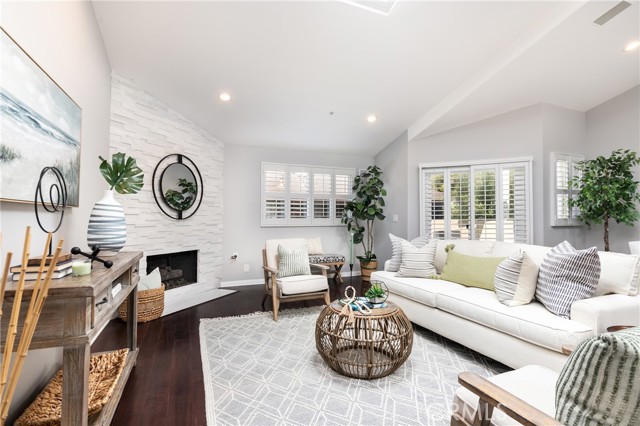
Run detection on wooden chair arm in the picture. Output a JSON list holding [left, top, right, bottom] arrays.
[[457, 372, 561, 426], [262, 265, 278, 275]]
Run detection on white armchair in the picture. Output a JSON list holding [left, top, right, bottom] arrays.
[[262, 238, 330, 321]]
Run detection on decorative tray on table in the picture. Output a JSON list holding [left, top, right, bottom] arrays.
[[338, 297, 387, 310]]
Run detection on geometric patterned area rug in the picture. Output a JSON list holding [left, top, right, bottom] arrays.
[[200, 307, 508, 426]]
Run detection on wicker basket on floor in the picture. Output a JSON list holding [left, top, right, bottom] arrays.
[[15, 349, 129, 426], [118, 285, 164, 323]]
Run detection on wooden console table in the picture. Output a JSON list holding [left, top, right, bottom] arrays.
[[1, 251, 142, 426]]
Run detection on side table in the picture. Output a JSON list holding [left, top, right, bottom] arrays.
[[315, 301, 413, 379]]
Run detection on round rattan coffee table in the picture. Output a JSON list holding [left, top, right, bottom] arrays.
[[315, 300, 413, 379]]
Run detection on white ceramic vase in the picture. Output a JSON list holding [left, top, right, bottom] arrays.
[[87, 189, 126, 256]]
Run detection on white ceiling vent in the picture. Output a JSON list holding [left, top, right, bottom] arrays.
[[593, 1, 631, 26]]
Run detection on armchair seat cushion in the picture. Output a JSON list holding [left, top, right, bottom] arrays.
[[453, 365, 557, 426], [277, 275, 328, 295]]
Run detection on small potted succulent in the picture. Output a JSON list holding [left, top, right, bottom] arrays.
[[365, 281, 388, 304]]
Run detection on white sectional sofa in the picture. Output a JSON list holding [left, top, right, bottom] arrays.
[[370, 239, 640, 371]]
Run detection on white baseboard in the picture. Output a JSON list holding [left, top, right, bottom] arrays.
[[220, 278, 263, 288], [163, 282, 235, 316]]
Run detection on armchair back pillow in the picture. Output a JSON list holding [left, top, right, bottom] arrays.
[[277, 244, 311, 278]]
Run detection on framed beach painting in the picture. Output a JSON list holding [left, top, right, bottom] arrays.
[[0, 28, 81, 206]]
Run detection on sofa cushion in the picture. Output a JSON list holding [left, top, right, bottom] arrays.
[[492, 241, 640, 297], [371, 271, 465, 308], [434, 239, 494, 273], [536, 241, 600, 319], [441, 250, 505, 291], [396, 239, 437, 278], [595, 250, 639, 296], [277, 275, 327, 295], [387, 234, 430, 272], [494, 252, 539, 306], [453, 365, 557, 426], [436, 287, 594, 351]]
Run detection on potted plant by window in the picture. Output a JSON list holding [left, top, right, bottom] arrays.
[[569, 149, 640, 252], [342, 165, 386, 281], [87, 152, 144, 256]]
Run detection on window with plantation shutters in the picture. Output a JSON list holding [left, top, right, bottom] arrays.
[[420, 159, 532, 243], [261, 162, 355, 227], [551, 153, 583, 227]]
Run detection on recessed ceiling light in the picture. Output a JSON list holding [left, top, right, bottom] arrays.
[[624, 40, 640, 51], [219, 92, 231, 102], [366, 115, 377, 123]]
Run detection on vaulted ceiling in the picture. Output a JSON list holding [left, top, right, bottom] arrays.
[[92, 1, 639, 155]]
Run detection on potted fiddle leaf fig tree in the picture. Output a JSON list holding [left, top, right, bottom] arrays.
[[342, 165, 386, 281], [569, 149, 640, 252], [88, 152, 144, 255]]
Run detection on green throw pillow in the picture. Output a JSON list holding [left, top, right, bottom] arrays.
[[440, 250, 506, 291]]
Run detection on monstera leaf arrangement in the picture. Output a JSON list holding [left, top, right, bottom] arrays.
[[164, 178, 197, 211], [98, 152, 144, 194]]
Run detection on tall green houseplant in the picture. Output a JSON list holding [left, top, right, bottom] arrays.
[[569, 149, 640, 251], [342, 165, 386, 279]]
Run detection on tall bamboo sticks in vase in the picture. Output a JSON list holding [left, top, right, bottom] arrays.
[[0, 227, 64, 425]]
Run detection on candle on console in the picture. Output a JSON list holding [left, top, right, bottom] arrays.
[[72, 260, 92, 276]]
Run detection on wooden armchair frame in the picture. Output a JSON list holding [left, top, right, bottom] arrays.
[[261, 249, 331, 321], [451, 372, 561, 426]]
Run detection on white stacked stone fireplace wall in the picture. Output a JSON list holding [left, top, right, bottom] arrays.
[[108, 73, 223, 291]]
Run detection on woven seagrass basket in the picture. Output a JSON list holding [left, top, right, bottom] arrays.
[[118, 285, 164, 323], [15, 349, 129, 426]]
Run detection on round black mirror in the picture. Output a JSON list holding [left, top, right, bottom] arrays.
[[161, 163, 197, 211], [152, 154, 203, 220]]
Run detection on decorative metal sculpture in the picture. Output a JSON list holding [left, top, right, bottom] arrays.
[[70, 245, 113, 269], [34, 167, 67, 256]]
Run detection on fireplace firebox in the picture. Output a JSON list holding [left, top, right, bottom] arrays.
[[146, 250, 197, 290]]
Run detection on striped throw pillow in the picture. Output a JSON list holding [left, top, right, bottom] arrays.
[[494, 252, 539, 306], [277, 245, 311, 278], [396, 239, 437, 278], [556, 327, 640, 425], [535, 241, 600, 319], [387, 234, 430, 272]]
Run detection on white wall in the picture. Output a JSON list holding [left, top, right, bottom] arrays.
[[583, 86, 640, 252], [0, 1, 112, 420], [373, 131, 409, 264], [222, 144, 373, 283], [541, 104, 587, 248], [407, 105, 545, 244], [109, 74, 224, 287]]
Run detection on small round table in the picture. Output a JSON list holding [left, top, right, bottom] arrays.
[[315, 301, 413, 379]]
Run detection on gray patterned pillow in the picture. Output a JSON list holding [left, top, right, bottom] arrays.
[[535, 241, 600, 318], [277, 244, 311, 278], [388, 234, 430, 272]]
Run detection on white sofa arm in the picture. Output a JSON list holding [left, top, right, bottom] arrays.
[[571, 294, 640, 333]]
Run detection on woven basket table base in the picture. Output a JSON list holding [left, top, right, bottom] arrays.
[[315, 301, 413, 379]]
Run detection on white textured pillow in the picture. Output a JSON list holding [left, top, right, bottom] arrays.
[[307, 237, 324, 255], [494, 252, 539, 306], [139, 267, 162, 290], [396, 239, 437, 278], [277, 245, 311, 278], [388, 234, 430, 272], [535, 241, 600, 319]]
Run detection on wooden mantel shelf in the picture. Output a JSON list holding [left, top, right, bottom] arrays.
[[1, 251, 143, 426]]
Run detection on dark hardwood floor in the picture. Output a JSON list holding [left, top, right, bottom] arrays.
[[92, 277, 368, 426]]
